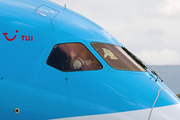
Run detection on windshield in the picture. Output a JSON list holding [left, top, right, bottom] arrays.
[[47, 43, 103, 72], [91, 42, 146, 72]]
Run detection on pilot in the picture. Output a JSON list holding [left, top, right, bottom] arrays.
[[70, 50, 92, 70], [97, 48, 105, 58], [97, 48, 111, 60]]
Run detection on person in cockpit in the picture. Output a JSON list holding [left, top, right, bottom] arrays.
[[70, 49, 98, 70], [70, 50, 91, 70], [96, 48, 111, 60]]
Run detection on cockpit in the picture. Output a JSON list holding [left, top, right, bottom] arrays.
[[47, 42, 146, 72]]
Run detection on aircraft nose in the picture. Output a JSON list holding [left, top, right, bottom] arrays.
[[148, 88, 180, 120]]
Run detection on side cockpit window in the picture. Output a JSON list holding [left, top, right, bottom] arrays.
[[47, 43, 103, 72], [91, 42, 146, 72]]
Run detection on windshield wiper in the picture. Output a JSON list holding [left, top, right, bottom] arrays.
[[122, 47, 163, 82], [151, 70, 163, 82]]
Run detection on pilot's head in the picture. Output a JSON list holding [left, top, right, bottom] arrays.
[[97, 48, 105, 58]]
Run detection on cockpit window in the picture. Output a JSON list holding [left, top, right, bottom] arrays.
[[91, 42, 146, 72], [47, 43, 103, 72]]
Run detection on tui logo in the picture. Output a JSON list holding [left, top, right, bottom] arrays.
[[2, 30, 33, 41]]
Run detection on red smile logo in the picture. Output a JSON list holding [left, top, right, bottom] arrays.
[[2, 30, 33, 41], [3, 30, 19, 41]]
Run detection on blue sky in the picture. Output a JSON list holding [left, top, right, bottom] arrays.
[[51, 0, 180, 65]]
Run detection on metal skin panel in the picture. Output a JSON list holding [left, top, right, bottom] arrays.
[[0, 0, 180, 120]]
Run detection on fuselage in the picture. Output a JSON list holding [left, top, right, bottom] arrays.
[[0, 0, 180, 120]]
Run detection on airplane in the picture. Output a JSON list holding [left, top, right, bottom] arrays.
[[0, 0, 180, 120]]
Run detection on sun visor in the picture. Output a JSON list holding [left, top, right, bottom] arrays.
[[35, 5, 59, 19]]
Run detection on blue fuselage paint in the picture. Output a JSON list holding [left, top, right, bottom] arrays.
[[0, 0, 179, 120]]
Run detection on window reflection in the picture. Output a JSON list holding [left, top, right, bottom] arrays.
[[47, 43, 103, 71], [91, 42, 146, 72]]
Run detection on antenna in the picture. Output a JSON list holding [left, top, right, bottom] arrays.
[[64, 4, 66, 9]]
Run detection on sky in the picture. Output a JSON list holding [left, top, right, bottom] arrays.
[[50, 0, 180, 65]]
